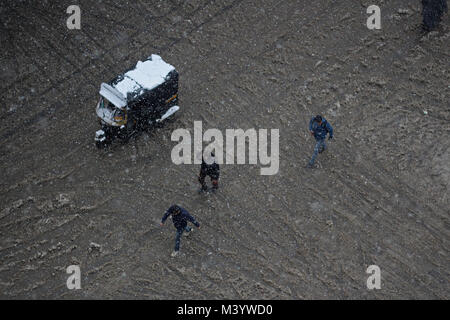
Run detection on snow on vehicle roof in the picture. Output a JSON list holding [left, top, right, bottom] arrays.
[[113, 76, 141, 98], [112, 54, 175, 100]]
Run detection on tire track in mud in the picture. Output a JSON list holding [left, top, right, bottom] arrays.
[[1, 0, 449, 298], [321, 141, 449, 297], [0, 0, 241, 143], [270, 103, 448, 298], [90, 0, 446, 298], [1, 7, 157, 135], [116, 160, 300, 297]]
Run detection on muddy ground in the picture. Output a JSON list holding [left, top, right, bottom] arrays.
[[0, 0, 449, 299]]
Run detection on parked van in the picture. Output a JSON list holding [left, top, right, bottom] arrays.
[[94, 54, 179, 147]]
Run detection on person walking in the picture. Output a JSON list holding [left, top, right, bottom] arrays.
[[198, 152, 220, 192], [160, 205, 200, 257], [422, 0, 448, 32], [307, 115, 333, 168]]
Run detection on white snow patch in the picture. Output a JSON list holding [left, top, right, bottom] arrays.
[[113, 76, 141, 98], [112, 54, 175, 100]]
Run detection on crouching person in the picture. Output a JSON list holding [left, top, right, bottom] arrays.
[[160, 205, 200, 257], [199, 152, 220, 192]]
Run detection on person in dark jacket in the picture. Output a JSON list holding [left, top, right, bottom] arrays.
[[307, 115, 333, 168], [422, 0, 448, 32], [198, 152, 220, 192], [161, 205, 200, 257]]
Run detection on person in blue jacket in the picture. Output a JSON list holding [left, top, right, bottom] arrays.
[[307, 115, 333, 168], [161, 205, 200, 257]]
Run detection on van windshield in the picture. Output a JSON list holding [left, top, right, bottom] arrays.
[[97, 97, 126, 125], [100, 97, 124, 115]]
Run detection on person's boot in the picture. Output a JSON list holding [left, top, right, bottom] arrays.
[[171, 250, 179, 257], [199, 184, 208, 193], [306, 162, 315, 169]]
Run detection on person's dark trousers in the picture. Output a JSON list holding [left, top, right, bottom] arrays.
[[309, 138, 326, 166], [199, 172, 219, 190], [174, 226, 192, 252], [198, 171, 208, 191], [423, 0, 448, 31]]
